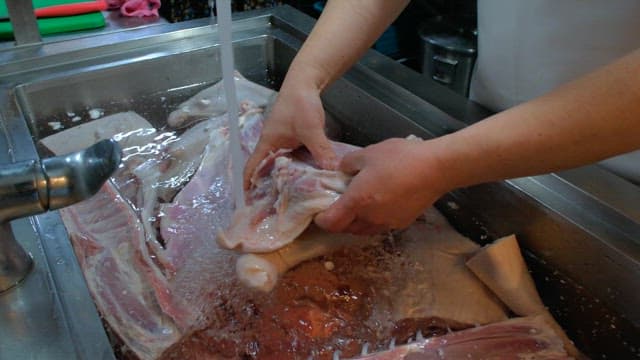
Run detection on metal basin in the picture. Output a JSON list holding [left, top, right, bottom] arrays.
[[0, 6, 639, 359]]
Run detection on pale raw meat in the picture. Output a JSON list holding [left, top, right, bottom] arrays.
[[40, 111, 158, 155], [148, 113, 230, 203], [40, 75, 577, 359], [235, 225, 384, 291], [120, 114, 235, 275], [167, 71, 277, 128], [42, 107, 266, 358], [389, 208, 508, 328], [466, 235, 580, 357], [233, 207, 508, 332], [218, 142, 358, 253], [155, 107, 265, 329], [354, 315, 571, 360], [59, 183, 181, 360]]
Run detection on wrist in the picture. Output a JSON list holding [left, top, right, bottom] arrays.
[[418, 135, 477, 193], [282, 59, 332, 95]]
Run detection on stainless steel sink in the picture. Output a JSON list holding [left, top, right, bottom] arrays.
[[0, 6, 639, 359]]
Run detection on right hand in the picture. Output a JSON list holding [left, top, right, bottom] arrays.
[[243, 81, 337, 190], [314, 137, 446, 235]]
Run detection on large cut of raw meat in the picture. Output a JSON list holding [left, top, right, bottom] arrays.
[[218, 135, 424, 254], [218, 142, 358, 253], [167, 71, 277, 128], [42, 77, 274, 359], [354, 315, 571, 360], [41, 74, 577, 359]]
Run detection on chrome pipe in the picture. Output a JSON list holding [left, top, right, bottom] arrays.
[[0, 139, 121, 293]]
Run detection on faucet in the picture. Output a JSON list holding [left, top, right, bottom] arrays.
[[0, 139, 122, 293]]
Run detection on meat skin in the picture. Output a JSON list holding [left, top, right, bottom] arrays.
[[354, 315, 572, 360], [218, 142, 358, 253], [39, 75, 577, 359]]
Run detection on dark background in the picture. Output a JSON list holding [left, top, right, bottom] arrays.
[[160, 0, 478, 73]]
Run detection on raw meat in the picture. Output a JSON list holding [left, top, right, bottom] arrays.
[[40, 111, 158, 155], [218, 142, 358, 253], [40, 75, 577, 359], [466, 235, 580, 357], [354, 315, 571, 360], [167, 71, 277, 128], [156, 109, 264, 324], [59, 183, 181, 360], [235, 225, 384, 291], [388, 208, 508, 328], [42, 105, 267, 358]]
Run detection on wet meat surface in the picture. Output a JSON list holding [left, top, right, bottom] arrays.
[[40, 74, 573, 359], [162, 244, 395, 359]]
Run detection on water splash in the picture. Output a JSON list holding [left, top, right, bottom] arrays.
[[215, 0, 245, 208]]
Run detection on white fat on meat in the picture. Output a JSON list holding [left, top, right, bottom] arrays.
[[218, 142, 358, 253], [236, 225, 384, 292], [387, 207, 509, 327], [167, 71, 276, 128], [39, 71, 274, 358], [466, 234, 580, 357], [40, 108, 266, 358], [58, 183, 184, 360], [354, 315, 571, 360], [156, 108, 264, 323]]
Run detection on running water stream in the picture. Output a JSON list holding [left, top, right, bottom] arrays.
[[215, 0, 245, 208]]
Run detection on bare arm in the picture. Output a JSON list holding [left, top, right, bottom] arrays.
[[244, 0, 410, 189], [432, 48, 640, 189], [286, 0, 410, 92], [316, 48, 640, 233]]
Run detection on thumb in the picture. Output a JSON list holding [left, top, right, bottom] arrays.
[[243, 141, 272, 191], [314, 195, 356, 233], [338, 150, 364, 176], [300, 128, 338, 170]]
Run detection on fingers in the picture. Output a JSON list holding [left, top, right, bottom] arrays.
[[314, 196, 356, 233], [345, 220, 387, 235], [338, 150, 363, 176], [315, 189, 388, 235], [243, 140, 272, 190], [317, 204, 388, 235], [299, 126, 338, 170]]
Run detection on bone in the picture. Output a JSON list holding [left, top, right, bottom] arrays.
[[465, 234, 581, 358], [235, 225, 383, 292]]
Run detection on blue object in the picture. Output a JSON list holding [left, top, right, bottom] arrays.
[[311, 1, 399, 58], [312, 1, 325, 14], [373, 25, 400, 57]]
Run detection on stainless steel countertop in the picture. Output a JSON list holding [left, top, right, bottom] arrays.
[[0, 10, 169, 50]]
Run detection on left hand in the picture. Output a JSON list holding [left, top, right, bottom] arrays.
[[314, 137, 448, 235]]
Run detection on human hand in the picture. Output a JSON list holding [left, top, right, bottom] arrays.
[[243, 81, 337, 190], [314, 137, 448, 235]]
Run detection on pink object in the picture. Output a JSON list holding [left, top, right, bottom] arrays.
[[355, 315, 571, 360], [107, 0, 160, 17], [218, 143, 358, 253]]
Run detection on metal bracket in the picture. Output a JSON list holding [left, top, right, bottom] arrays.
[[5, 0, 42, 45]]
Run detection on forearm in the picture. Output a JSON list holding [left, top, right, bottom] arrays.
[[429, 48, 640, 189], [283, 0, 409, 92]]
